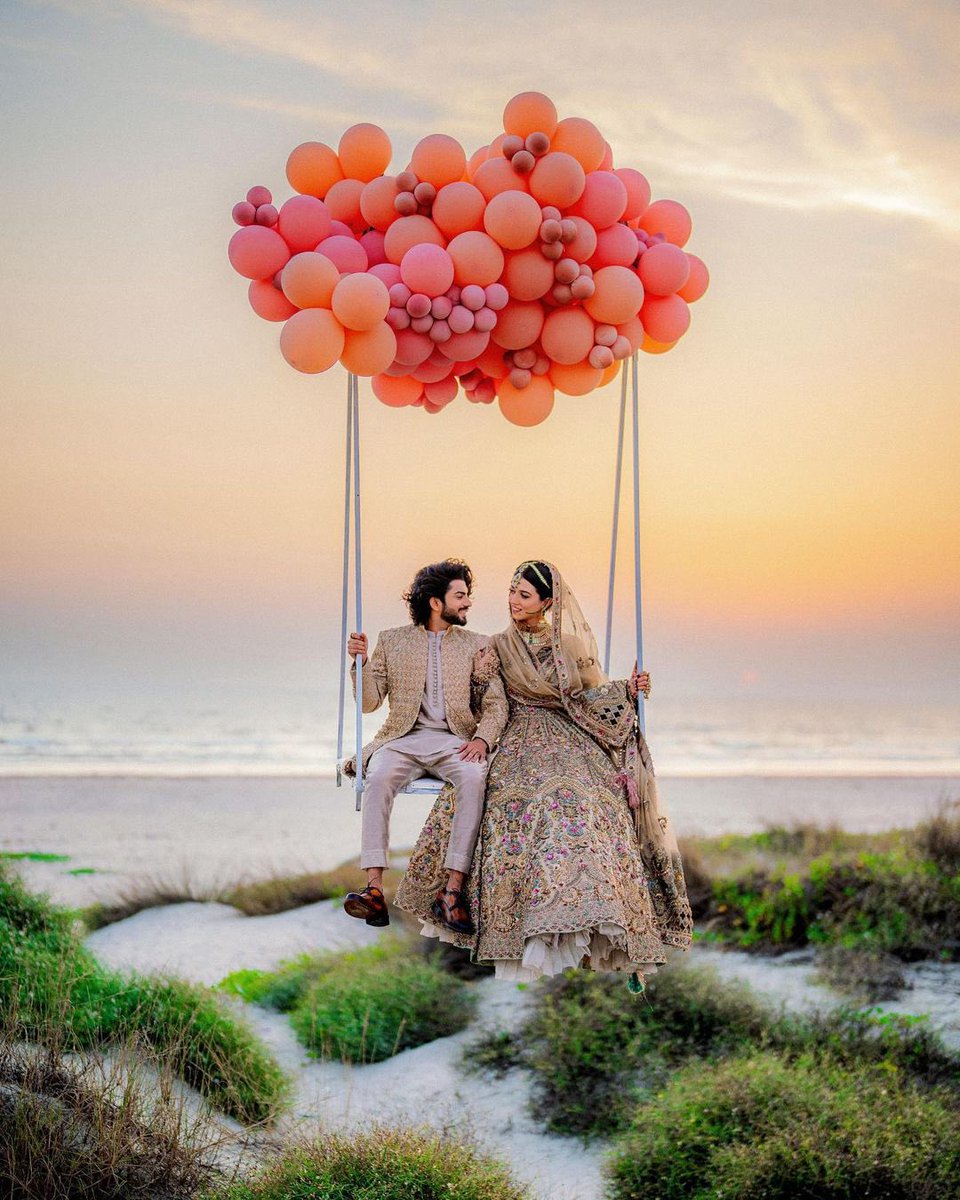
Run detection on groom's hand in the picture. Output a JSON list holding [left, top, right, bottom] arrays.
[[348, 632, 368, 663], [458, 738, 488, 763]]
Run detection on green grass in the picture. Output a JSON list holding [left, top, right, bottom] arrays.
[[608, 1050, 960, 1200], [0, 850, 71, 862], [206, 1127, 528, 1200], [0, 864, 288, 1124], [223, 939, 476, 1064]]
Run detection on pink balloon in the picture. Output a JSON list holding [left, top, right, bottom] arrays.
[[277, 195, 333, 253], [591, 223, 640, 268], [638, 199, 693, 247], [248, 279, 298, 322], [440, 328, 490, 361], [425, 376, 458, 404], [255, 204, 278, 226], [359, 229, 388, 266], [461, 284, 486, 311], [232, 201, 256, 226], [641, 294, 691, 342], [328, 219, 354, 238], [563, 216, 598, 264], [413, 357, 458, 383], [246, 185, 272, 207], [448, 305, 475, 334], [431, 295, 453, 319], [410, 314, 434, 334], [484, 283, 509, 311], [429, 319, 452, 342], [389, 282, 412, 306], [315, 234, 367, 274], [473, 307, 497, 332], [369, 262, 402, 288], [638, 242, 690, 295], [400, 243, 455, 297], [393, 329, 434, 366], [406, 293, 432, 319], [228, 225, 291, 280], [677, 253, 710, 303], [570, 171, 628, 229], [386, 306, 411, 330], [614, 168, 651, 220]]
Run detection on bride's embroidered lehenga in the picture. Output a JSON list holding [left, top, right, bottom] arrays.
[[395, 563, 693, 983]]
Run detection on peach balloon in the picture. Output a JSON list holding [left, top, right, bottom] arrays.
[[331, 272, 390, 331], [483, 191, 542, 250], [551, 117, 606, 172], [277, 195, 333, 253], [570, 171, 628, 229], [638, 199, 692, 247], [490, 299, 544, 350], [466, 145, 488, 181], [502, 247, 554, 300], [638, 242, 690, 296], [411, 134, 467, 189], [541, 308, 595, 365], [286, 141, 343, 199], [529, 152, 586, 208], [592, 222, 639, 268], [369, 262, 402, 288], [614, 168, 651, 220], [400, 244, 455, 297], [503, 91, 559, 138], [550, 359, 603, 395], [677, 253, 710, 303], [340, 321, 397, 375], [562, 215, 599, 265], [338, 123, 392, 183], [393, 329, 434, 366], [446, 231, 505, 287], [641, 332, 677, 355], [281, 251, 340, 308], [600, 360, 622, 385], [424, 376, 458, 404], [432, 182, 486, 238], [316, 234, 367, 274], [228, 226, 291, 280], [641, 294, 691, 342], [324, 178, 365, 233], [359, 176, 401, 231], [440, 329, 490, 362], [280, 309, 345, 374], [248, 280, 298, 322], [599, 142, 614, 171], [372, 373, 422, 407], [616, 314, 645, 353], [584, 265, 644, 325], [497, 374, 555, 426], [476, 341, 510, 379], [474, 156, 529, 200], [384, 215, 446, 264]]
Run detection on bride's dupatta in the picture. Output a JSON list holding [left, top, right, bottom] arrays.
[[493, 563, 693, 951]]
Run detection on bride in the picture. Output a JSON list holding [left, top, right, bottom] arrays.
[[395, 560, 693, 984]]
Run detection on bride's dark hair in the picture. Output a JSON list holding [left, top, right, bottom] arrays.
[[517, 561, 553, 601]]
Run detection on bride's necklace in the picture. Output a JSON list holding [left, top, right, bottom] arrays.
[[516, 621, 550, 646]]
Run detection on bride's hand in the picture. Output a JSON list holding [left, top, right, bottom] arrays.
[[628, 666, 651, 699]]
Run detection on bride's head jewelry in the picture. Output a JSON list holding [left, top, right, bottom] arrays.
[[512, 561, 552, 592]]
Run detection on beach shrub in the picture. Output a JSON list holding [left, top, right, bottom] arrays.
[[607, 1050, 960, 1200], [208, 1127, 527, 1200], [0, 865, 288, 1123], [281, 940, 475, 1063]]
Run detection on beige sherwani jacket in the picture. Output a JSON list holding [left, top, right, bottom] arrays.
[[348, 624, 508, 772]]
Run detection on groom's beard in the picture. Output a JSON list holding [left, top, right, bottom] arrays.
[[441, 605, 469, 626]]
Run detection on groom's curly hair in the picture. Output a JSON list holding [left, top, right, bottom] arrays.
[[403, 559, 474, 626]]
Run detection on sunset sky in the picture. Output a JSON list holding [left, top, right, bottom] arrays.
[[1, 0, 958, 707]]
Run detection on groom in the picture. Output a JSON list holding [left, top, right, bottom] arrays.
[[343, 558, 507, 934]]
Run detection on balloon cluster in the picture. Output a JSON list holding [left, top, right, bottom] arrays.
[[227, 92, 709, 426]]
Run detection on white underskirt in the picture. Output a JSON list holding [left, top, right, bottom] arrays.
[[418, 919, 660, 983]]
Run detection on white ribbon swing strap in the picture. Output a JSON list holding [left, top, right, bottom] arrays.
[[603, 353, 646, 735], [335, 373, 365, 811]]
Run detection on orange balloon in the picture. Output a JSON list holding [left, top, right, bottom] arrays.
[[359, 176, 400, 231], [483, 191, 542, 249], [551, 117, 606, 172], [372, 373, 422, 407], [600, 360, 622, 385], [384, 215, 447, 264], [446, 231, 505, 287], [331, 273, 390, 331], [638, 199, 693, 247], [640, 294, 691, 342], [550, 359, 603, 395], [248, 280, 297, 322], [584, 266, 644, 325], [617, 314, 645, 352], [599, 141, 614, 171], [503, 91, 559, 138], [541, 308, 595, 365], [411, 134, 467, 189], [341, 321, 397, 375], [466, 145, 489, 181], [497, 374, 555, 426], [280, 309, 345, 374], [641, 332, 677, 354], [286, 142, 344, 199], [502, 248, 554, 301], [490, 299, 545, 350], [474, 156, 529, 200], [432, 182, 486, 238], [678, 253, 710, 303], [281, 251, 340, 309], [475, 341, 510, 379], [529, 152, 586, 208], [324, 178, 365, 233], [615, 168, 651, 221], [338, 123, 392, 182]]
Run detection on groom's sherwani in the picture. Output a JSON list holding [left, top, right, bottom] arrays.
[[350, 624, 507, 872]]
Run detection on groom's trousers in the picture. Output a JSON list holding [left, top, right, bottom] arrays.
[[360, 728, 488, 873]]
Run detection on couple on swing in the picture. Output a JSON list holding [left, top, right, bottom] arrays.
[[343, 557, 692, 985]]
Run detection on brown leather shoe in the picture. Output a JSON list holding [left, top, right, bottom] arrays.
[[431, 887, 476, 935], [343, 884, 390, 927]]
